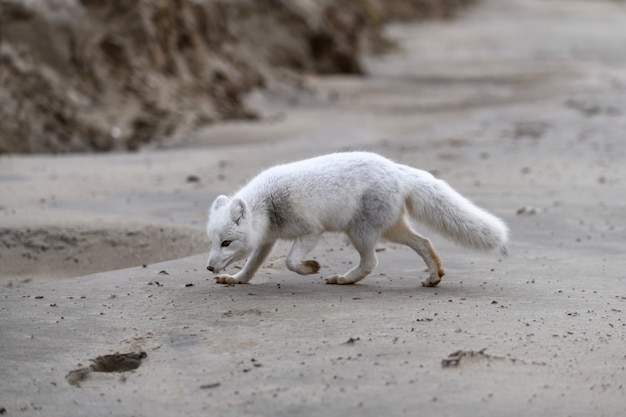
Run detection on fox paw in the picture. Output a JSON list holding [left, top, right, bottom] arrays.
[[421, 270, 444, 287], [287, 259, 321, 275], [301, 260, 320, 274], [215, 275, 247, 285], [325, 275, 355, 285]]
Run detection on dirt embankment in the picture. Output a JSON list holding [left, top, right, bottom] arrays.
[[0, 0, 474, 154]]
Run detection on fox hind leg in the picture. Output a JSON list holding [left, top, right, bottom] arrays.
[[383, 217, 445, 287], [286, 234, 322, 275]]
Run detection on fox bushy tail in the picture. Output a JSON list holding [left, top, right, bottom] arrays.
[[406, 171, 509, 254]]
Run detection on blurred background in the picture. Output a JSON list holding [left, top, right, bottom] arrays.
[[0, 0, 474, 153]]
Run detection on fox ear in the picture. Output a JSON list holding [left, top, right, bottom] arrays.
[[211, 195, 229, 212], [230, 198, 248, 225]]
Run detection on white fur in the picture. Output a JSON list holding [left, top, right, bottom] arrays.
[[206, 152, 509, 286]]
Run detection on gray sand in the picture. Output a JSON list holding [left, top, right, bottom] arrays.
[[1, 0, 626, 415]]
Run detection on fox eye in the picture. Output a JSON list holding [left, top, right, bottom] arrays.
[[221, 240, 232, 247]]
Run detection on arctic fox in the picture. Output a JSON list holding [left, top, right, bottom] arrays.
[[206, 152, 508, 286]]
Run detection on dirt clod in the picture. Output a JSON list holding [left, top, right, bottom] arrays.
[[441, 348, 489, 368], [200, 382, 221, 389], [90, 352, 147, 373], [66, 352, 147, 387]]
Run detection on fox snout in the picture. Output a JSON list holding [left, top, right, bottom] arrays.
[[206, 254, 221, 273], [206, 257, 226, 273]]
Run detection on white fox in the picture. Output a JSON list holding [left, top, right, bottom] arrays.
[[206, 152, 508, 286]]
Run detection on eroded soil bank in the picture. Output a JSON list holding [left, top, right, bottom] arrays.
[[0, 0, 473, 153]]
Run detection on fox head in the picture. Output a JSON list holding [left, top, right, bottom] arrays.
[[206, 195, 255, 273]]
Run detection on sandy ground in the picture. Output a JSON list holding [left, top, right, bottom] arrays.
[[2, 0, 626, 415]]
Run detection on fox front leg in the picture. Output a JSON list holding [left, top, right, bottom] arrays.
[[325, 232, 378, 285], [215, 242, 275, 284], [285, 234, 322, 275]]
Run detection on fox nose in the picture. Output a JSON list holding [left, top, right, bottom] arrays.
[[207, 265, 215, 272]]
